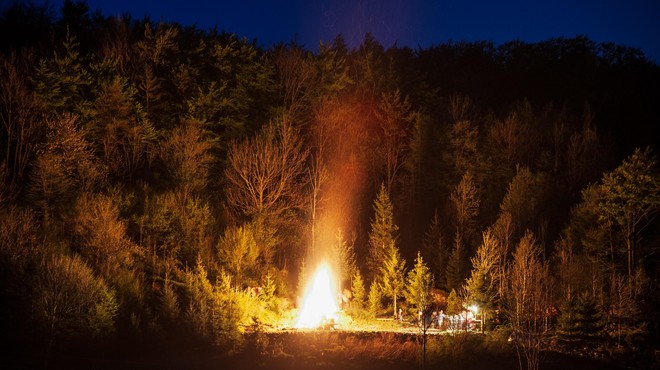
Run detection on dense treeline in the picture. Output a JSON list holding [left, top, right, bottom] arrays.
[[1, 1, 659, 368]]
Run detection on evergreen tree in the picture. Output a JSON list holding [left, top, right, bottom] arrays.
[[500, 166, 551, 239], [351, 269, 366, 311], [555, 294, 606, 352], [446, 289, 463, 316], [404, 251, 433, 318], [316, 35, 352, 98], [464, 230, 500, 331], [598, 147, 659, 278], [367, 183, 398, 280], [422, 210, 447, 288], [445, 230, 465, 291], [367, 281, 382, 318], [380, 242, 406, 318], [33, 31, 91, 114], [217, 225, 259, 289], [329, 228, 356, 287]]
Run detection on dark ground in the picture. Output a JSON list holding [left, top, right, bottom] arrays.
[[8, 331, 637, 370]]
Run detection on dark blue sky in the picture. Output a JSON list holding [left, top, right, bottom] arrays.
[[36, 0, 660, 61]]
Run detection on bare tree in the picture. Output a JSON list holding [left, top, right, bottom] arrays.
[[507, 231, 548, 370], [225, 119, 309, 223]]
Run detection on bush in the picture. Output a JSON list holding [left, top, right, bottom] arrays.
[[32, 254, 118, 351]]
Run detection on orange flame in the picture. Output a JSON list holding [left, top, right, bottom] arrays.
[[295, 263, 339, 328]]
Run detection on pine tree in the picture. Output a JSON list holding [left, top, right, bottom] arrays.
[[445, 230, 465, 291], [405, 251, 434, 367], [446, 289, 463, 316], [367, 183, 398, 280], [422, 210, 447, 288], [380, 242, 406, 318], [351, 269, 366, 310], [330, 228, 356, 287], [464, 230, 500, 331], [33, 31, 91, 114], [405, 251, 433, 317], [367, 281, 382, 318], [555, 294, 605, 352]]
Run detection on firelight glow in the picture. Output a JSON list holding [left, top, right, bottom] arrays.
[[295, 263, 338, 328]]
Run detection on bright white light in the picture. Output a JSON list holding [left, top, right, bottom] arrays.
[[469, 304, 479, 314], [295, 263, 339, 328]]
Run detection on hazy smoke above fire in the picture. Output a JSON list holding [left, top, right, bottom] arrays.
[[310, 96, 377, 267]]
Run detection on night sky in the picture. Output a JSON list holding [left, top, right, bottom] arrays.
[[31, 0, 660, 61]]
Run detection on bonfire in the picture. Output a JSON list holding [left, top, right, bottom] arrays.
[[295, 263, 339, 329]]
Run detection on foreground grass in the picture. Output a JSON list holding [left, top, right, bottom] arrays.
[[20, 329, 634, 370]]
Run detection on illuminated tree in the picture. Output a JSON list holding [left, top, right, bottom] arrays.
[[446, 288, 463, 318], [27, 114, 101, 229], [329, 228, 356, 287], [367, 281, 383, 318], [72, 192, 137, 275], [404, 251, 433, 366], [404, 251, 433, 316], [184, 259, 241, 346], [465, 230, 500, 331], [351, 269, 366, 310], [34, 254, 118, 357], [598, 147, 659, 278], [566, 107, 605, 191], [87, 76, 156, 180], [217, 225, 259, 289], [225, 119, 308, 223], [380, 241, 406, 318], [506, 231, 548, 370], [160, 120, 213, 197], [450, 171, 480, 244]]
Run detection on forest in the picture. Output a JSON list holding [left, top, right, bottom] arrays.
[[1, 1, 659, 369]]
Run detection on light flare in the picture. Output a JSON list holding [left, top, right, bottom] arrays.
[[295, 263, 339, 328]]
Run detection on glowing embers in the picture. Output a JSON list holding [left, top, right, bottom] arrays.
[[295, 263, 339, 329]]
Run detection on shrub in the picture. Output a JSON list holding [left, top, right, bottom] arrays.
[[32, 254, 118, 352]]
